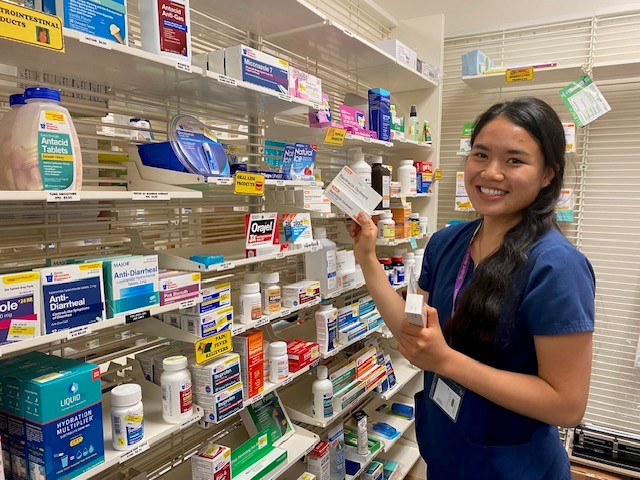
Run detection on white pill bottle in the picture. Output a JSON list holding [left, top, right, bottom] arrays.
[[9, 87, 83, 191], [110, 383, 145, 450], [161, 355, 193, 423]]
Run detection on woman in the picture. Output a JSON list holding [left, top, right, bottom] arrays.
[[350, 97, 595, 479]]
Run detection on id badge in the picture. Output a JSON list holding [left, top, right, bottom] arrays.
[[429, 374, 465, 422]]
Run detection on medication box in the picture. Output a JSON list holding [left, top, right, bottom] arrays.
[[289, 67, 322, 104], [282, 281, 320, 307], [191, 444, 231, 480], [159, 271, 201, 307], [461, 49, 493, 76], [368, 88, 391, 142], [102, 255, 160, 317], [183, 282, 231, 314], [374, 39, 417, 69], [224, 45, 289, 95], [232, 330, 264, 399], [199, 382, 245, 424], [307, 441, 331, 480], [286, 340, 320, 373], [190, 353, 241, 395], [60, 0, 128, 46], [0, 271, 41, 345], [191, 443, 231, 480], [38, 263, 105, 334], [181, 305, 233, 338], [282, 213, 313, 246]]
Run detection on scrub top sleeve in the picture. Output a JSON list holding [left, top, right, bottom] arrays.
[[418, 234, 438, 292], [520, 245, 596, 336]]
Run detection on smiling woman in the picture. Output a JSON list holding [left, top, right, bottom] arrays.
[[349, 97, 595, 480]]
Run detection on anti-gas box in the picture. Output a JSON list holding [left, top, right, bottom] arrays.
[[21, 359, 104, 480], [0, 272, 40, 345], [38, 263, 105, 334]]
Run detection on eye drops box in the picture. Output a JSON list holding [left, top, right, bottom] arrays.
[[38, 263, 105, 334], [0, 271, 40, 345]]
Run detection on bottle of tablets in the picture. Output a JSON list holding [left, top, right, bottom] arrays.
[[161, 355, 193, 423], [111, 383, 144, 450]]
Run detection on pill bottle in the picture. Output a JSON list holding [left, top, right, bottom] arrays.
[[239, 282, 262, 324], [397, 159, 417, 195], [260, 272, 281, 315], [161, 355, 193, 423], [377, 211, 395, 242], [111, 383, 144, 450], [269, 341, 289, 383]]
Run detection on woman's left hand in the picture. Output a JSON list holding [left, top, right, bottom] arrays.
[[397, 304, 453, 374]]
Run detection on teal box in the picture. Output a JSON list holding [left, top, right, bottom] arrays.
[[102, 255, 160, 317]]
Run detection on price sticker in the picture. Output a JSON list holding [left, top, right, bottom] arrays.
[[342, 28, 354, 37], [66, 325, 92, 340], [362, 136, 372, 143], [47, 192, 79, 202], [132, 191, 170, 201], [125, 310, 151, 324], [280, 308, 291, 317], [176, 61, 192, 73], [178, 298, 198, 310], [180, 414, 201, 430], [275, 180, 286, 187], [216, 177, 234, 185], [80, 35, 111, 50], [119, 441, 149, 463], [216, 262, 234, 271], [275, 252, 286, 259], [231, 325, 244, 336], [283, 376, 294, 386], [277, 93, 292, 102], [218, 75, 237, 87]]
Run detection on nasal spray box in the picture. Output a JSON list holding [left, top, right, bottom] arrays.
[[101, 255, 160, 317], [0, 271, 40, 345], [37, 263, 105, 334]]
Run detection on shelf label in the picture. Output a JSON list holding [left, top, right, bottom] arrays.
[[132, 191, 171, 201], [362, 136, 372, 143], [410, 237, 418, 249], [231, 325, 245, 336], [249, 393, 263, 404], [283, 375, 294, 386], [435, 169, 442, 181], [279, 308, 291, 317], [217, 75, 238, 87], [216, 177, 234, 186], [505, 67, 534, 83], [47, 191, 79, 202], [195, 330, 232, 364], [178, 298, 198, 310], [176, 61, 192, 73], [234, 172, 265, 196], [233, 206, 249, 212], [274, 180, 286, 187], [119, 441, 149, 463], [79, 34, 111, 50], [275, 252, 286, 259], [216, 262, 234, 271], [125, 310, 151, 324], [277, 93, 292, 102], [0, 3, 64, 52], [342, 28, 354, 37], [180, 414, 201, 430], [256, 318, 269, 328], [66, 325, 92, 340], [324, 127, 347, 146]]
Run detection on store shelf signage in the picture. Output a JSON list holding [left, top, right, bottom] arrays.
[[0, 0, 64, 52], [324, 127, 347, 146], [234, 172, 265, 195], [505, 67, 534, 82], [195, 330, 232, 364]]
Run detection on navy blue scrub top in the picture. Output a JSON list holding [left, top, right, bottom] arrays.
[[416, 219, 595, 479]]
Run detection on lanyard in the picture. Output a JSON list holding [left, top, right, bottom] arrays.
[[452, 222, 482, 312]]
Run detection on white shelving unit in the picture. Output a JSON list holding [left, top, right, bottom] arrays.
[[376, 233, 429, 247], [364, 394, 416, 453], [462, 64, 584, 89], [379, 437, 421, 477], [378, 350, 421, 401]]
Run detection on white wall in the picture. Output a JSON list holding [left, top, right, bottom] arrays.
[[373, 0, 640, 35]]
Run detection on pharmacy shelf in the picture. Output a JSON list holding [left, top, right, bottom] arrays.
[[245, 360, 320, 408], [378, 437, 421, 477], [364, 394, 416, 453], [376, 233, 429, 247], [592, 59, 640, 81], [462, 64, 584, 89], [0, 190, 202, 202], [390, 192, 433, 199], [263, 426, 321, 480], [282, 370, 386, 428], [320, 323, 383, 360], [321, 280, 366, 300], [377, 351, 421, 401], [345, 446, 382, 480], [231, 296, 322, 336], [74, 379, 203, 480], [390, 137, 434, 156]]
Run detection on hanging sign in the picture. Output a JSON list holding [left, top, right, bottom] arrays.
[[0, 1, 64, 52], [559, 74, 611, 127], [234, 172, 265, 196], [505, 67, 534, 83], [195, 330, 232, 364], [324, 127, 347, 146]]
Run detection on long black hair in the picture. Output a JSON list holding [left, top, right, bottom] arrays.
[[443, 97, 566, 366]]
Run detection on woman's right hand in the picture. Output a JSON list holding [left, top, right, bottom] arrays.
[[349, 212, 378, 265]]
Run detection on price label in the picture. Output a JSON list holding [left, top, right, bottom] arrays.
[[275, 252, 286, 259], [362, 136, 372, 143], [324, 127, 347, 146], [195, 330, 232, 364], [217, 75, 237, 86], [283, 376, 294, 386], [410, 237, 418, 249], [233, 206, 249, 212], [277, 93, 292, 102], [66, 325, 92, 340], [47, 192, 79, 202], [312, 103, 322, 110], [231, 325, 245, 336], [132, 191, 170, 201], [342, 28, 354, 37], [505, 67, 534, 83], [178, 298, 198, 310], [216, 177, 234, 185], [435, 169, 442, 181], [234, 172, 265, 196], [280, 308, 291, 317], [180, 414, 201, 430], [250, 393, 263, 404], [256, 318, 269, 327], [80, 35, 111, 50], [125, 310, 151, 324], [119, 441, 149, 463], [275, 180, 286, 187], [176, 61, 192, 73], [216, 262, 234, 271]]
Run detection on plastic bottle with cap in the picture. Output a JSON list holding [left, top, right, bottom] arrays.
[[261, 272, 281, 315], [348, 147, 371, 186], [239, 282, 262, 323], [408, 104, 420, 141], [398, 159, 417, 195], [377, 211, 395, 242], [304, 227, 338, 295], [160, 355, 193, 423], [0, 93, 26, 190], [371, 155, 390, 209], [111, 383, 144, 450], [312, 365, 334, 419], [269, 341, 289, 383], [9, 87, 83, 191]]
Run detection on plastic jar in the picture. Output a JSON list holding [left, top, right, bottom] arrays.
[[0, 94, 26, 189], [419, 216, 429, 235], [239, 282, 262, 323], [9, 87, 83, 191], [260, 272, 281, 315], [377, 211, 395, 242], [410, 213, 421, 237], [269, 341, 289, 383], [111, 383, 144, 450], [397, 159, 417, 195], [391, 256, 405, 285], [161, 355, 193, 423], [379, 257, 394, 284]]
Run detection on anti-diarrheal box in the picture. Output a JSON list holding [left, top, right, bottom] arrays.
[[37, 263, 105, 334], [0, 271, 40, 345], [101, 255, 160, 317]]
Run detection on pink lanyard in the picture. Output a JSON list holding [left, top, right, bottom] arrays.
[[452, 222, 482, 312]]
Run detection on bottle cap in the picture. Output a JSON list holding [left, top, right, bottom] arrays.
[[269, 341, 287, 357], [111, 383, 142, 406], [261, 272, 279, 284], [24, 87, 61, 102], [379, 257, 392, 265], [163, 355, 188, 371], [400, 159, 414, 165], [9, 94, 25, 106], [318, 303, 334, 311], [241, 282, 260, 294], [391, 256, 403, 263], [317, 365, 328, 380], [371, 155, 383, 164], [245, 272, 261, 284], [380, 210, 392, 219]]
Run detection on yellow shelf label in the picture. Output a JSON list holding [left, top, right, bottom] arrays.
[[234, 172, 265, 196], [435, 169, 442, 181], [324, 127, 347, 146], [195, 330, 232, 364], [505, 67, 534, 83], [0, 1, 64, 52]]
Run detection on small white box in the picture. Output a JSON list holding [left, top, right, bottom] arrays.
[[303, 203, 332, 214], [191, 444, 231, 480], [294, 188, 330, 205], [181, 305, 233, 338], [282, 280, 320, 307], [375, 39, 417, 70], [405, 293, 426, 327]]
